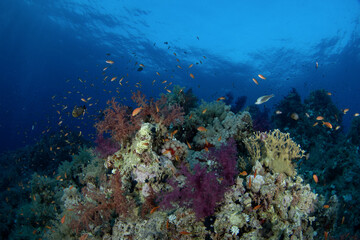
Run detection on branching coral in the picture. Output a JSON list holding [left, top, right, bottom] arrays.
[[71, 172, 133, 234], [95, 91, 184, 145], [160, 140, 238, 219], [244, 129, 305, 176]]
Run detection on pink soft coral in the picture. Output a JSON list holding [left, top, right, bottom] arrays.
[[95, 91, 184, 144], [71, 172, 133, 233]]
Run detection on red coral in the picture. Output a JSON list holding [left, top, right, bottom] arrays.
[[95, 98, 142, 144], [131, 91, 184, 127], [71, 172, 133, 234], [95, 92, 184, 145]]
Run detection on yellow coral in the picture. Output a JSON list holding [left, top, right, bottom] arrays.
[[245, 129, 305, 176]]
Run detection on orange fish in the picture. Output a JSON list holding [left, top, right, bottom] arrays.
[[313, 174, 318, 184], [324, 231, 328, 240], [166, 89, 172, 93], [186, 141, 191, 149], [179, 231, 191, 235], [189, 114, 193, 120], [132, 107, 142, 116], [313, 122, 319, 127], [354, 113, 359, 117], [150, 206, 160, 214], [258, 74, 266, 80], [341, 216, 345, 224], [139, 64, 145, 67], [189, 64, 193, 68], [105, 60, 114, 64], [81, 98, 87, 103], [218, 136, 222, 141], [61, 215, 66, 224], [252, 78, 259, 85], [69, 185, 73, 190], [254, 169, 257, 179], [177, 65, 182, 69], [343, 108, 349, 114], [111, 77, 117, 82], [163, 149, 171, 155], [197, 126, 207, 132], [248, 176, 252, 188], [155, 104, 159, 113], [189, 73, 195, 79], [216, 97, 225, 101], [80, 233, 89, 240], [162, 80, 167, 83], [239, 171, 247, 176], [322, 121, 333, 129], [327, 92, 332, 96], [323, 205, 330, 209], [202, 109, 207, 114], [156, 72, 160, 76], [316, 116, 324, 120], [253, 205, 261, 211], [171, 130, 178, 138]]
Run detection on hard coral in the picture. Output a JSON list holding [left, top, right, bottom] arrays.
[[245, 129, 305, 176]]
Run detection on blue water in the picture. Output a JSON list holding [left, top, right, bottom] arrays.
[[1, 0, 359, 152], [1, 1, 360, 239]]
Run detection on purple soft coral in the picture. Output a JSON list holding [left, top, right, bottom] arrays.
[[94, 134, 120, 158], [160, 139, 238, 219]]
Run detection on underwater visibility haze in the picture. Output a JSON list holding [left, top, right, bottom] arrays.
[[1, 0, 360, 239]]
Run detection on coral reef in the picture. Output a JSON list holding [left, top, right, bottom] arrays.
[[244, 129, 305, 177]]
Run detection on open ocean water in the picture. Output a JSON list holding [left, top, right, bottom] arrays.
[[0, 1, 359, 239]]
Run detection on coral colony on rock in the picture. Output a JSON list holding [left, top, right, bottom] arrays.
[[2, 84, 360, 240]]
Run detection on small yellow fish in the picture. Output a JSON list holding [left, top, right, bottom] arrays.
[[335, 126, 340, 130], [354, 113, 359, 117], [313, 122, 319, 127], [81, 98, 87, 103], [343, 108, 350, 114], [327, 92, 332, 96], [258, 74, 266, 80], [139, 64, 145, 67], [202, 108, 207, 114], [156, 72, 160, 76], [106, 60, 114, 64], [166, 89, 171, 93], [111, 77, 117, 82], [189, 73, 195, 79], [316, 116, 324, 121], [275, 110, 282, 115]]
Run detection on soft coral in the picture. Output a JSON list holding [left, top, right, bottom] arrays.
[[95, 91, 184, 145], [160, 139, 238, 219]]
